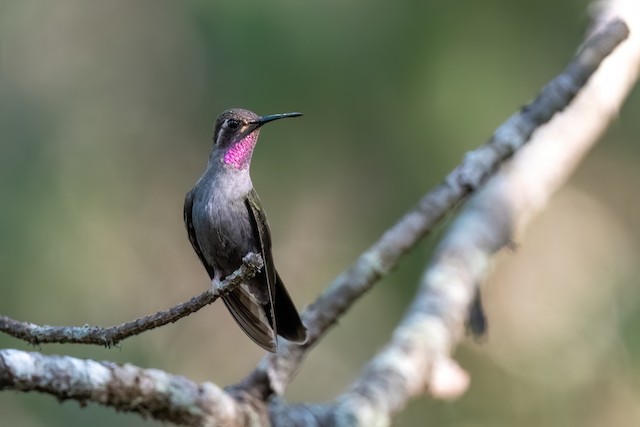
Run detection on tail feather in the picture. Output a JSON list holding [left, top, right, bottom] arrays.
[[273, 272, 307, 343]]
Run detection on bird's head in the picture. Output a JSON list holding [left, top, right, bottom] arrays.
[[211, 108, 302, 170]]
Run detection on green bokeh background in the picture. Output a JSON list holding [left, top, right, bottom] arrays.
[[1, 1, 639, 426]]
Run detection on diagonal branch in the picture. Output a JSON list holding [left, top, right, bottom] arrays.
[[0, 253, 263, 347], [237, 16, 634, 400], [307, 4, 640, 426]]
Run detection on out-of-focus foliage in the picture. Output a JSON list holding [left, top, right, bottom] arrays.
[[0, 1, 638, 426]]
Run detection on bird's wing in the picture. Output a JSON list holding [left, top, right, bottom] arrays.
[[245, 190, 308, 346], [244, 189, 278, 333], [184, 189, 215, 278]]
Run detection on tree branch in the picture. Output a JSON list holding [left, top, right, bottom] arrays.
[[237, 16, 633, 401], [0, 348, 249, 426], [0, 253, 263, 346]]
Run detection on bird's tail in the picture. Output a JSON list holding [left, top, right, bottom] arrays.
[[274, 272, 307, 344]]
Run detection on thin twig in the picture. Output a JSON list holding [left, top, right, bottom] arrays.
[[0, 253, 263, 346]]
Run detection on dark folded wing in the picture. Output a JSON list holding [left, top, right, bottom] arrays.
[[246, 189, 307, 344], [244, 189, 278, 328]]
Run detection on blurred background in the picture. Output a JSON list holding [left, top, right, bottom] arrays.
[[0, 0, 639, 426]]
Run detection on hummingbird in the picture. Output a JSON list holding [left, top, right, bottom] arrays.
[[184, 108, 307, 352]]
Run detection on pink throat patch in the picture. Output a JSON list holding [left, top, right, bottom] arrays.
[[223, 133, 258, 169]]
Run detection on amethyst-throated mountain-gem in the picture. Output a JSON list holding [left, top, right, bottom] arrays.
[[184, 108, 307, 352]]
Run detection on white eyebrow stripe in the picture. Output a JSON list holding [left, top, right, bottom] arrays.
[[214, 120, 227, 144]]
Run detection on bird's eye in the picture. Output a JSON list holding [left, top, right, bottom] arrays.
[[226, 119, 241, 130]]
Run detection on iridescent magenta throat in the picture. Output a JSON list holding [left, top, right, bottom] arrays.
[[223, 132, 258, 169]]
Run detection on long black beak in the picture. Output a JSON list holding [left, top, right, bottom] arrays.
[[249, 112, 303, 126]]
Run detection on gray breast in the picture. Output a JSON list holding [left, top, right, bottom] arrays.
[[191, 170, 257, 276]]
